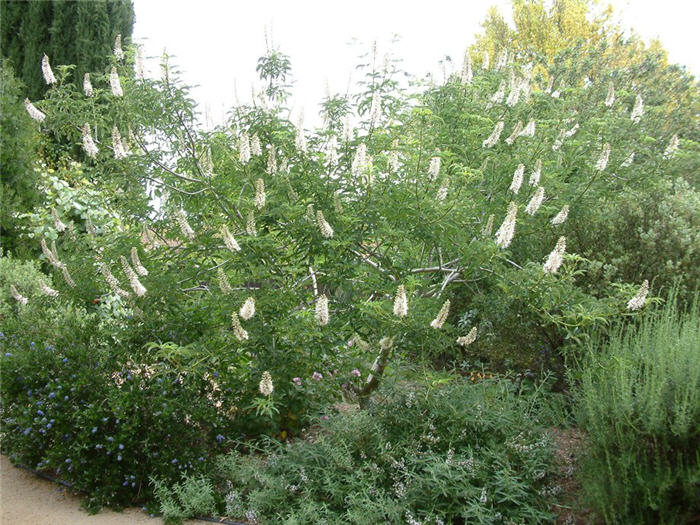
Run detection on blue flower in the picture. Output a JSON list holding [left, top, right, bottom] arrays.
[[216, 434, 225, 443], [48, 392, 56, 399], [23, 428, 32, 435], [37, 410, 44, 416], [65, 458, 71, 463], [62, 358, 68, 363], [102, 417, 108, 422], [91, 427, 97, 434], [197, 457, 204, 462], [4, 352, 12, 357], [30, 342, 36, 348], [117, 454, 122, 461], [171, 458, 178, 464], [118, 443, 124, 450]]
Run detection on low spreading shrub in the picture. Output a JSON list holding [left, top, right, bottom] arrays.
[[574, 293, 700, 524], [191, 378, 561, 524]]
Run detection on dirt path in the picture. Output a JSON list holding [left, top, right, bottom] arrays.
[[0, 455, 200, 525]]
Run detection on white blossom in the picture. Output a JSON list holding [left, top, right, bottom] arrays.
[[552, 130, 564, 152], [100, 263, 129, 297], [428, 156, 441, 180], [663, 134, 679, 159], [110, 67, 123, 96], [61, 266, 76, 288], [631, 93, 644, 123], [545, 75, 554, 94], [595, 143, 611, 171], [388, 140, 400, 172], [495, 49, 508, 70], [239, 132, 251, 164], [254, 178, 266, 209], [490, 80, 506, 105], [495, 202, 518, 249], [482, 121, 504, 148], [551, 205, 569, 225], [231, 312, 248, 341], [482, 214, 494, 237], [112, 127, 127, 159], [246, 211, 256, 236], [605, 81, 615, 107], [175, 209, 195, 240], [430, 300, 451, 329], [41, 54, 56, 84], [239, 297, 256, 320], [509, 164, 524, 194], [543, 236, 566, 274], [316, 210, 334, 238], [436, 179, 449, 201], [82, 123, 99, 158], [24, 99, 46, 122], [343, 115, 353, 142], [482, 50, 490, 70], [457, 327, 477, 346], [564, 123, 579, 137], [120, 256, 147, 296], [221, 225, 241, 252], [519, 120, 536, 138], [130, 247, 148, 276], [266, 145, 277, 174], [315, 294, 329, 326], [40, 238, 63, 268], [525, 186, 545, 215], [505, 121, 523, 145], [326, 136, 339, 167], [39, 280, 59, 297], [352, 143, 368, 178], [627, 280, 649, 311], [217, 267, 232, 294], [83, 73, 93, 96], [135, 45, 145, 80], [113, 34, 124, 60], [369, 92, 381, 127], [621, 152, 635, 167], [10, 284, 28, 305], [393, 284, 408, 317], [251, 133, 262, 156], [461, 50, 473, 84], [505, 77, 521, 106], [259, 371, 273, 396], [551, 89, 561, 98], [529, 159, 542, 186]]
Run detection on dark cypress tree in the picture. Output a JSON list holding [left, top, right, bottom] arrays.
[[0, 0, 134, 99]]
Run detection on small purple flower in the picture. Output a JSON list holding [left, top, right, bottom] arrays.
[[118, 443, 124, 450], [171, 458, 178, 464], [117, 454, 122, 461], [292, 377, 302, 386], [312, 372, 323, 381], [62, 358, 69, 363], [347, 339, 354, 347], [91, 427, 97, 434], [215, 434, 225, 444], [351, 369, 361, 377], [4, 352, 12, 357], [37, 409, 45, 416], [213, 371, 219, 378], [198, 456, 204, 462], [321, 415, 329, 421]]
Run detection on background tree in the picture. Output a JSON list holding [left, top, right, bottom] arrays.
[[0, 0, 134, 99]]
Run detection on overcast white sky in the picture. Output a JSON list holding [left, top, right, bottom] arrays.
[[133, 0, 699, 127]]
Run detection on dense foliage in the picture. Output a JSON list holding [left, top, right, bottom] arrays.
[[0, 0, 697, 521]]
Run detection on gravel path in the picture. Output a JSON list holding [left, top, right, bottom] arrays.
[[0, 455, 199, 525]]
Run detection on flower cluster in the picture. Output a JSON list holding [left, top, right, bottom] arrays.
[[315, 294, 329, 326], [543, 236, 566, 274], [457, 327, 477, 346], [483, 121, 504, 148], [393, 285, 408, 317], [626, 280, 649, 311], [495, 202, 518, 249], [430, 300, 450, 329]]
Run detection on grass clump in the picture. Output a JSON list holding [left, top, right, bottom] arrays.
[[575, 294, 700, 524]]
